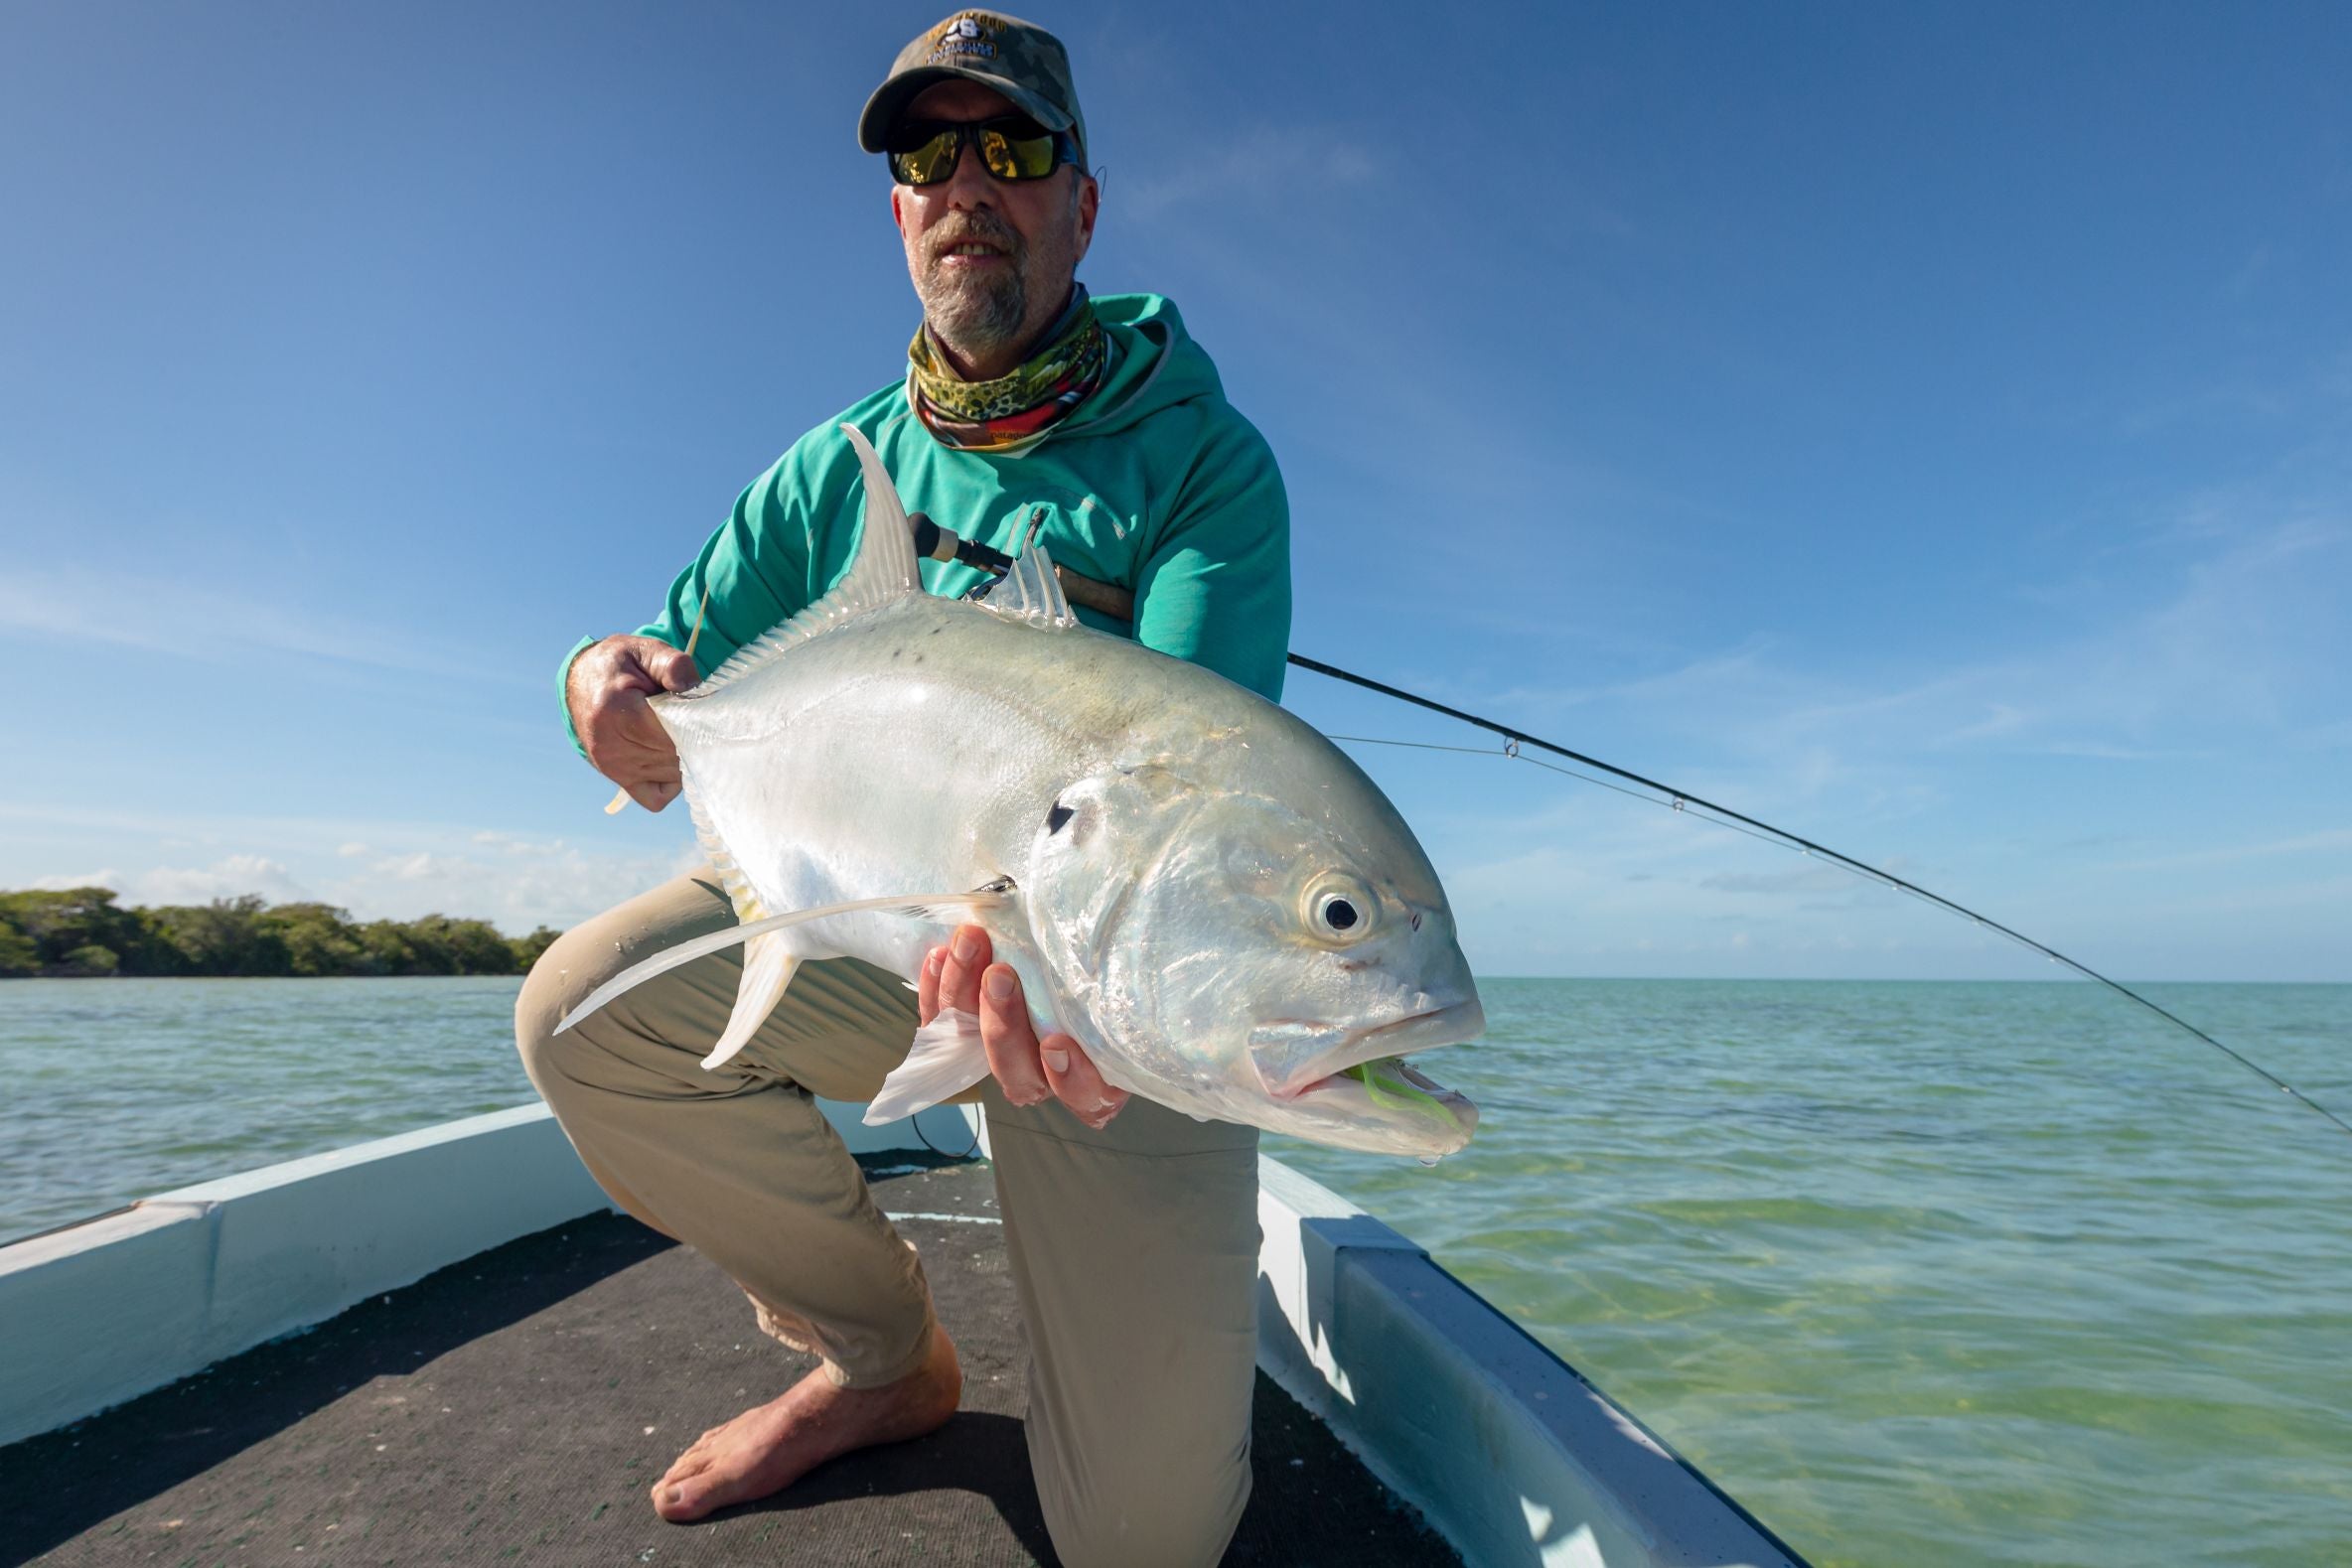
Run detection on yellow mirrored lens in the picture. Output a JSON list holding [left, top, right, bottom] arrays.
[[979, 128, 1060, 180], [897, 129, 960, 184], [891, 122, 1061, 185]]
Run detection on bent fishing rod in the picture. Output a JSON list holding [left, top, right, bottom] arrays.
[[909, 514, 2350, 1142]]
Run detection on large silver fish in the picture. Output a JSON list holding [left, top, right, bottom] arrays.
[[559, 427, 1481, 1158]]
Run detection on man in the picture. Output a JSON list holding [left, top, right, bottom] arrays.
[[514, 12, 1289, 1566]]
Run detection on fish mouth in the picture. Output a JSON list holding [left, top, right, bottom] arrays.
[[1258, 998, 1485, 1103], [1286, 1054, 1481, 1157]]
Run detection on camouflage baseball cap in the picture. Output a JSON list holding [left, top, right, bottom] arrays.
[[857, 10, 1088, 163]]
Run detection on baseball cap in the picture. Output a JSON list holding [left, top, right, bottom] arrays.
[[857, 11, 1089, 164]]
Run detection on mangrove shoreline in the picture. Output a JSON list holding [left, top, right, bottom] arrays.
[[0, 888, 557, 979]]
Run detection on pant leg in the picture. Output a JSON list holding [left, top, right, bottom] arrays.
[[520, 867, 1263, 1564], [984, 1091, 1262, 1568], [514, 868, 939, 1387]]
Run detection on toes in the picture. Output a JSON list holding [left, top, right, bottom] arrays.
[[658, 1447, 708, 1489], [660, 1468, 748, 1522], [653, 1452, 720, 1521]]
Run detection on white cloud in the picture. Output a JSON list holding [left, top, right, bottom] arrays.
[[135, 855, 314, 906], [1700, 861, 1886, 897], [325, 832, 704, 930], [3, 812, 702, 934], [1123, 126, 1376, 219], [14, 856, 325, 906], [28, 869, 121, 892], [371, 851, 464, 883], [2102, 828, 2352, 874], [0, 563, 527, 686], [1459, 517, 2347, 788]]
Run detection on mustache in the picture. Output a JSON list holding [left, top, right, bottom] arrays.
[[926, 214, 1024, 264]]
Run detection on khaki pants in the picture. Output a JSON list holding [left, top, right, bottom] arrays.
[[514, 869, 1260, 1567]]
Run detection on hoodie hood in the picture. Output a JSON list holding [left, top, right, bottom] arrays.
[[1048, 292, 1225, 443]]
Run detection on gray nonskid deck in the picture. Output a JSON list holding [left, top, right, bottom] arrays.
[[4, 1157, 1460, 1566]]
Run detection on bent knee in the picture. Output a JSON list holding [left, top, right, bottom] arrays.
[[1041, 1445, 1250, 1568], [514, 925, 614, 1083]]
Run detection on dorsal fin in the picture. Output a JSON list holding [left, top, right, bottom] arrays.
[[833, 422, 921, 605], [977, 545, 1078, 630], [678, 423, 923, 695]]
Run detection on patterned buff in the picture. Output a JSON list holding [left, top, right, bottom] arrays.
[[906, 287, 1110, 454]]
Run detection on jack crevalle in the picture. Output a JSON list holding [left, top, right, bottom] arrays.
[[557, 426, 1482, 1158]]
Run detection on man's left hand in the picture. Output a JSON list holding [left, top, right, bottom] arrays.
[[921, 926, 1127, 1130]]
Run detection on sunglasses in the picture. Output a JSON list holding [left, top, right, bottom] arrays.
[[887, 115, 1078, 187]]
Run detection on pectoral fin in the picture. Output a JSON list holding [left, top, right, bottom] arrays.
[[553, 888, 1012, 1037], [863, 1007, 991, 1125], [699, 934, 801, 1070]]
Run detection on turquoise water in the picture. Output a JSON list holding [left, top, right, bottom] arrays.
[[1, 977, 530, 1237], [3, 976, 2348, 1565], [1276, 980, 2352, 1568]]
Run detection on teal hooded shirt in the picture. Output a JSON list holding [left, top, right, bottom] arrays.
[[562, 293, 1291, 751]]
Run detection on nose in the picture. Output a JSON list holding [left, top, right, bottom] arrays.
[[940, 135, 999, 212]]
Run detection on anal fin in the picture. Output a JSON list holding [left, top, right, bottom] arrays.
[[862, 1007, 991, 1124], [700, 933, 801, 1071]]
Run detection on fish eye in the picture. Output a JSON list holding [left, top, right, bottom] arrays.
[[1302, 873, 1378, 943]]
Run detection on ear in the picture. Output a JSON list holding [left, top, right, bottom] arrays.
[[1071, 170, 1100, 265]]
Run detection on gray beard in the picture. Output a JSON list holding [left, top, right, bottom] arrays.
[[921, 266, 1028, 364]]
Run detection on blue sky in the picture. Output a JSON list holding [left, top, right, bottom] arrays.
[[3, 2, 2346, 980]]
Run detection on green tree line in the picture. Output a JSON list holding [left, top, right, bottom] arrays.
[[0, 887, 561, 978]]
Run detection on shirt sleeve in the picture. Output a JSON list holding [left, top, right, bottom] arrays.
[[1130, 410, 1292, 702], [556, 450, 819, 757]]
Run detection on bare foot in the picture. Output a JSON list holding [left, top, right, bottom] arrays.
[[651, 1324, 962, 1522]]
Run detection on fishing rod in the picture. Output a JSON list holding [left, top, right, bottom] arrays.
[[913, 513, 1138, 621], [915, 523, 2350, 1142]]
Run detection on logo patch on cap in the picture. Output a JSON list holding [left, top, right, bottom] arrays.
[[927, 11, 1001, 64]]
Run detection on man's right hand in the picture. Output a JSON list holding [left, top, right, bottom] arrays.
[[568, 635, 700, 811]]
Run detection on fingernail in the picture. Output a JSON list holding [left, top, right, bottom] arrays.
[[983, 969, 1014, 1000], [1042, 1047, 1069, 1073], [953, 929, 980, 961]]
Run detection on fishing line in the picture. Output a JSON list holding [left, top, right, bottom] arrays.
[[1297, 652, 2352, 1141], [913, 1105, 983, 1161]]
